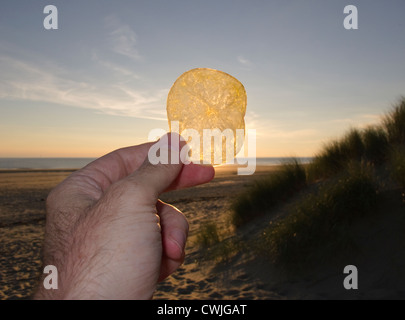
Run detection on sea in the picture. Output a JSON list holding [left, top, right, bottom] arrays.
[[0, 157, 313, 170]]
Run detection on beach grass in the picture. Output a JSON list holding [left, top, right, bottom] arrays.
[[229, 97, 405, 271], [307, 98, 405, 180], [258, 164, 378, 268], [307, 126, 390, 180], [384, 98, 405, 145], [230, 159, 307, 228], [362, 126, 390, 164], [194, 220, 242, 263], [195, 221, 221, 248], [390, 147, 405, 189]]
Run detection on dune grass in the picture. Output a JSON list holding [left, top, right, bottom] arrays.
[[307, 97, 405, 180], [230, 160, 307, 227], [227, 97, 405, 270], [195, 221, 220, 248], [194, 220, 242, 263], [362, 126, 389, 164], [384, 98, 405, 189], [384, 98, 405, 145], [390, 147, 405, 189], [307, 126, 391, 180], [259, 165, 378, 268]]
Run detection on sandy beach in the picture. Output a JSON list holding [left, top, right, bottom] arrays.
[[1, 165, 405, 300], [0, 170, 74, 299], [0, 165, 279, 300]]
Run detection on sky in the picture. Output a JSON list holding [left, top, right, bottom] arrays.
[[0, 0, 404, 157]]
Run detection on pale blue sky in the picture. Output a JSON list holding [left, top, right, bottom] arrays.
[[1, 0, 404, 157]]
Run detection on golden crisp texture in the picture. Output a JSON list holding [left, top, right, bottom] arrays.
[[167, 68, 247, 164]]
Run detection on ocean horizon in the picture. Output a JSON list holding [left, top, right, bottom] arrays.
[[0, 157, 313, 170]]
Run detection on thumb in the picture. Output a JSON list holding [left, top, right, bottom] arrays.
[[126, 133, 187, 203], [130, 160, 183, 203]]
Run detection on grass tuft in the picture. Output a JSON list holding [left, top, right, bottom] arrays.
[[260, 165, 378, 268], [390, 147, 405, 189], [308, 125, 392, 180], [230, 159, 307, 227], [384, 98, 405, 145], [362, 126, 389, 164], [195, 220, 242, 263], [195, 221, 220, 248]]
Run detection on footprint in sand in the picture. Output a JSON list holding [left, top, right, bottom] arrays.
[[177, 284, 196, 295], [197, 280, 207, 290], [225, 289, 240, 296], [208, 292, 223, 299]]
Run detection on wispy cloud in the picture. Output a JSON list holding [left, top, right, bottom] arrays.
[[105, 15, 142, 61], [0, 54, 167, 120], [327, 113, 382, 128], [91, 52, 141, 80], [237, 55, 252, 69]]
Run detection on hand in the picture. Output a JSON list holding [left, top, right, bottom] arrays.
[[34, 134, 214, 299]]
